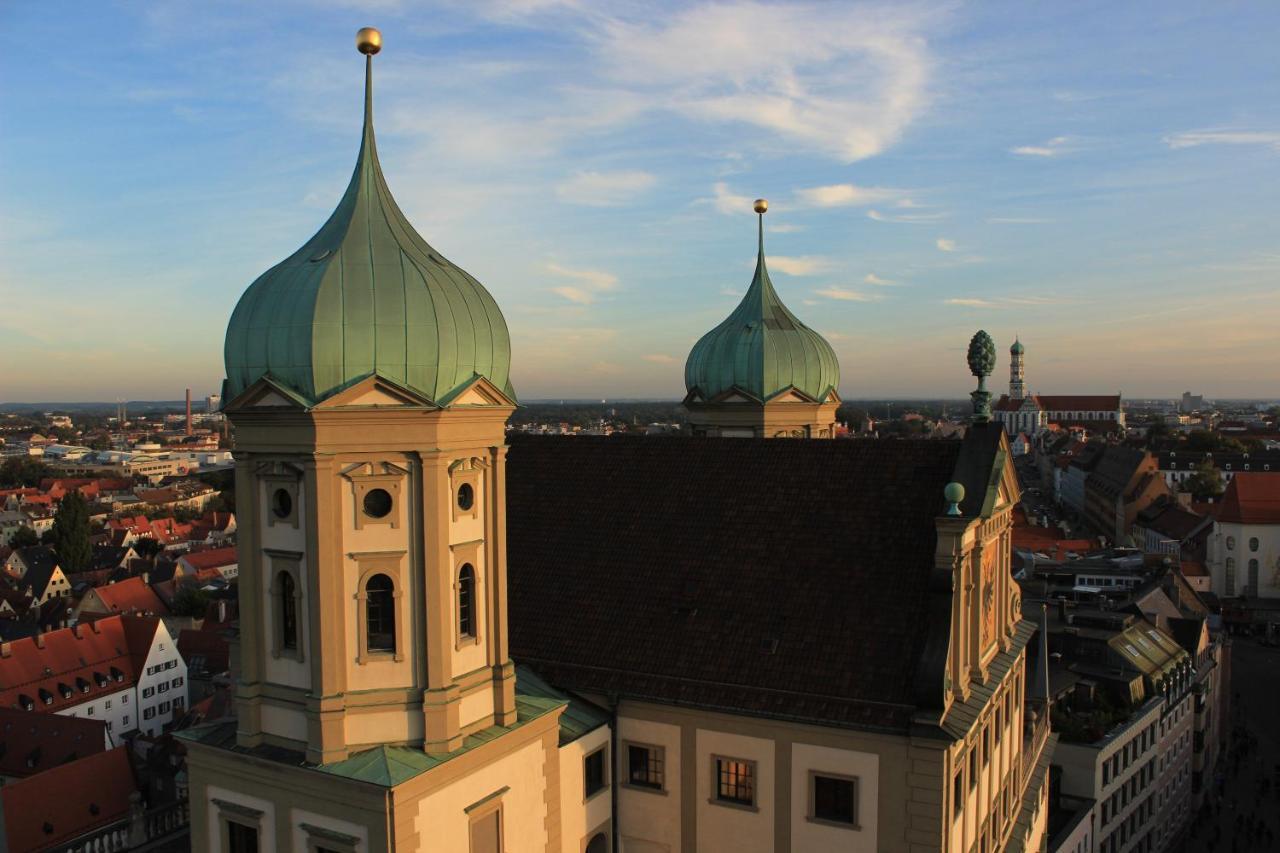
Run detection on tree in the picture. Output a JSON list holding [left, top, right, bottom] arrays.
[[8, 526, 39, 548], [171, 581, 213, 618], [132, 537, 162, 560], [1182, 458, 1224, 500], [1144, 418, 1170, 448], [50, 491, 92, 572], [0, 456, 52, 488]]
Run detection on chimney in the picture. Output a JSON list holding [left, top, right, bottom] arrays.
[[217, 600, 227, 622], [34, 633, 45, 649], [185, 389, 193, 436], [0, 643, 10, 658]]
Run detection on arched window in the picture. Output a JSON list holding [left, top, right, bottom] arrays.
[[366, 574, 396, 653], [458, 564, 476, 639], [279, 571, 298, 651], [1247, 559, 1259, 597], [1225, 558, 1236, 597], [585, 834, 608, 853]]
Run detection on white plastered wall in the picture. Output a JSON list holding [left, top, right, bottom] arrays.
[[617, 717, 681, 853], [558, 725, 612, 852], [695, 729, 775, 853], [790, 742, 879, 852]]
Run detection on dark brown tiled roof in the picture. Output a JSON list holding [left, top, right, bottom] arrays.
[[506, 435, 964, 732]]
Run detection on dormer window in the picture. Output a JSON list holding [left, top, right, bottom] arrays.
[[77, 677, 90, 694], [18, 695, 34, 711], [58, 683, 72, 699], [38, 689, 53, 706], [93, 672, 108, 688], [110, 667, 123, 682]]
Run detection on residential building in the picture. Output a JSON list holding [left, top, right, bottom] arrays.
[[0, 614, 187, 741], [2, 545, 72, 605], [1083, 448, 1168, 545], [176, 545, 238, 580], [1132, 498, 1212, 562], [1156, 449, 1280, 490], [1060, 443, 1106, 518], [75, 575, 170, 621], [0, 746, 139, 853], [0, 706, 108, 782], [180, 38, 1050, 853], [1178, 393, 1204, 414]]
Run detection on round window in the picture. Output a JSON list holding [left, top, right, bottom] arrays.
[[457, 482, 474, 511], [1249, 537, 1259, 552], [363, 488, 393, 519], [1226, 536, 1235, 551], [271, 488, 292, 519]]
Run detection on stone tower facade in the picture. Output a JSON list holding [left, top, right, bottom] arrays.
[[1009, 338, 1026, 399]]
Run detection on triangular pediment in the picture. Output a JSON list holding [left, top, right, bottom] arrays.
[[763, 385, 819, 405], [222, 375, 312, 413], [314, 374, 437, 410], [438, 375, 516, 408], [707, 386, 764, 405]]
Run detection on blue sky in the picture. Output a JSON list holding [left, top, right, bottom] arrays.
[[2, 1, 1278, 402]]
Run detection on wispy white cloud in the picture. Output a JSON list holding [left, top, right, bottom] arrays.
[[592, 2, 937, 162], [707, 182, 754, 215], [864, 273, 897, 286], [768, 223, 803, 233], [547, 262, 619, 304], [642, 353, 677, 364], [768, 255, 829, 276], [936, 238, 957, 252], [815, 286, 883, 302], [1010, 136, 1070, 157], [1164, 129, 1280, 151], [944, 295, 1070, 309], [556, 169, 655, 206], [868, 208, 946, 224], [794, 183, 903, 207]]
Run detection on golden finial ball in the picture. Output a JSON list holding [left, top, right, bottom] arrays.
[[753, 198, 769, 214], [356, 27, 382, 55]]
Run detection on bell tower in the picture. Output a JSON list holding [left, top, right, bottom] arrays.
[[222, 27, 518, 763], [1009, 338, 1026, 399]]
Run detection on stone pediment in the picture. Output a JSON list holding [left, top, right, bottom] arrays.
[[313, 375, 437, 410], [438, 375, 517, 408]]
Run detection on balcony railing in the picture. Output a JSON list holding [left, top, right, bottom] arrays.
[[1021, 697, 1051, 785]]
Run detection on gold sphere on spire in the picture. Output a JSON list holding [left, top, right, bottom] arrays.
[[753, 198, 769, 214], [356, 27, 382, 55]]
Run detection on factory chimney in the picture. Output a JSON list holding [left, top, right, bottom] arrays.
[[185, 388, 193, 436]]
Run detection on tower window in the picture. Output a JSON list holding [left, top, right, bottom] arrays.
[[279, 571, 297, 651], [366, 574, 396, 653], [457, 482, 475, 511], [363, 488, 393, 519], [271, 488, 292, 519], [458, 564, 476, 639]]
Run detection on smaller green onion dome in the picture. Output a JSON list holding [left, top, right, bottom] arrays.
[[684, 207, 840, 402], [223, 43, 513, 406], [1010, 338, 1024, 355]]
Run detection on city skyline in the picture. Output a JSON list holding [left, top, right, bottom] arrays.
[[2, 1, 1279, 402]]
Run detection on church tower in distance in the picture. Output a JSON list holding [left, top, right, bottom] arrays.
[[1009, 337, 1026, 399], [683, 199, 842, 437]]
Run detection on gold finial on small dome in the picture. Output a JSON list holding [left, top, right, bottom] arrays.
[[753, 198, 769, 214], [356, 27, 382, 55]]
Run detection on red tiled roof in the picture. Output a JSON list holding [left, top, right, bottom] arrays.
[[1181, 560, 1209, 578], [0, 746, 136, 852], [0, 706, 106, 779], [0, 615, 157, 713], [178, 628, 229, 675], [1216, 472, 1280, 525], [179, 546, 237, 571], [86, 576, 168, 617]]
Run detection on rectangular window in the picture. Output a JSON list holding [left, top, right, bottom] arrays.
[[982, 727, 990, 764], [626, 743, 664, 790], [173, 677, 184, 687], [227, 821, 259, 853], [714, 756, 756, 807], [810, 772, 858, 826], [158, 682, 169, 693], [160, 701, 171, 713], [105, 699, 112, 709], [87, 706, 95, 717], [123, 715, 129, 726], [969, 748, 977, 790], [122, 695, 128, 704], [584, 748, 607, 799], [954, 771, 964, 818], [144, 708, 155, 720], [469, 809, 500, 853]]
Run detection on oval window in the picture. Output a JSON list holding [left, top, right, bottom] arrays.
[[457, 482, 474, 511], [1226, 536, 1235, 551], [271, 488, 292, 519], [363, 488, 393, 519], [1249, 537, 1259, 552]]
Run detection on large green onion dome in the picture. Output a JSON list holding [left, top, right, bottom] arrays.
[[1010, 338, 1024, 355], [223, 41, 513, 406], [684, 204, 840, 403]]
